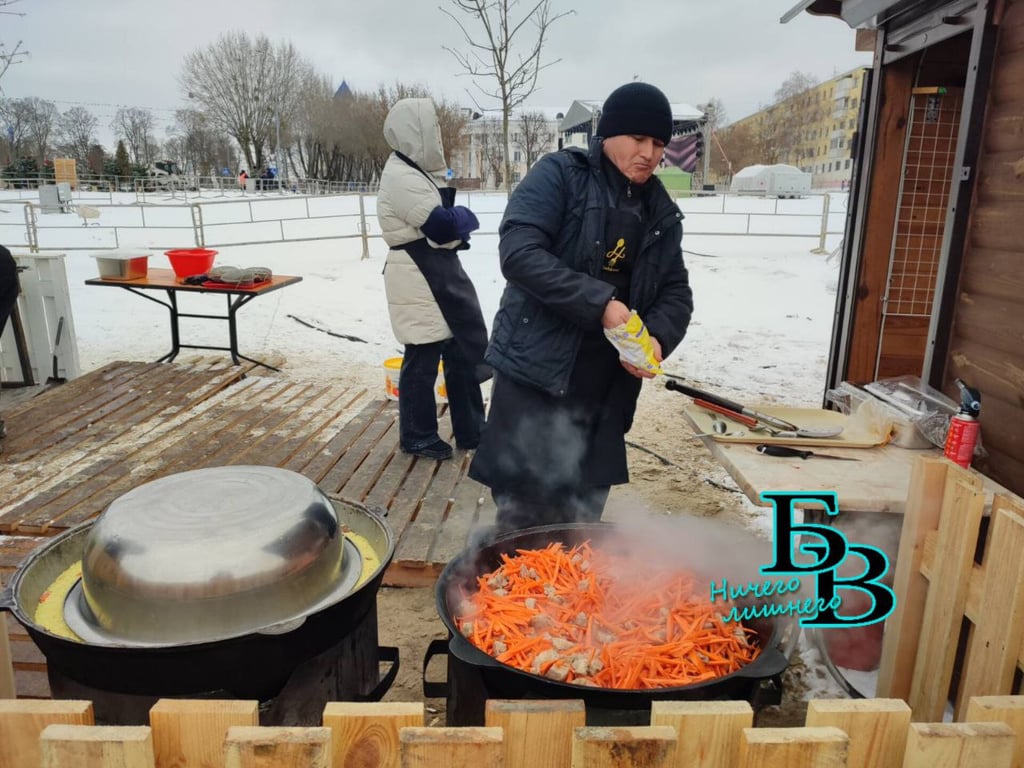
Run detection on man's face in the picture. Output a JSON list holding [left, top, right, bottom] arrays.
[[603, 134, 666, 184]]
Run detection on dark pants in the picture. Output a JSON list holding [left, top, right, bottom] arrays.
[[399, 338, 484, 451], [491, 486, 610, 535]]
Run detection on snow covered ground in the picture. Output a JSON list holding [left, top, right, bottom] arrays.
[[2, 190, 843, 408]]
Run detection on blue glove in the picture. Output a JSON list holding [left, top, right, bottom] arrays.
[[421, 205, 480, 244]]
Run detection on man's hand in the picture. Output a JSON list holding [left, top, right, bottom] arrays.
[[601, 299, 631, 329], [620, 335, 662, 379]]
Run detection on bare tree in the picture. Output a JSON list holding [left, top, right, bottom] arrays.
[[775, 71, 818, 103], [170, 107, 230, 176], [21, 97, 57, 165], [293, 76, 469, 185], [0, 96, 33, 159], [437, 100, 470, 171], [56, 106, 99, 163], [516, 110, 555, 169], [441, 0, 573, 193], [111, 107, 156, 166], [698, 98, 728, 134], [180, 31, 309, 173], [766, 72, 826, 166], [0, 0, 29, 86]]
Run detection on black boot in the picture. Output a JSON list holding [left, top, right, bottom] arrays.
[[402, 438, 452, 461]]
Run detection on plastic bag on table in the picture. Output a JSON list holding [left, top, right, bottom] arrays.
[[862, 375, 987, 457], [825, 381, 899, 446], [602, 310, 662, 375]]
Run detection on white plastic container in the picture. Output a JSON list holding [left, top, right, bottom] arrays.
[[91, 249, 151, 281]]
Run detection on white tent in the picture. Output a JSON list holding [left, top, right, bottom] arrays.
[[730, 164, 811, 198]]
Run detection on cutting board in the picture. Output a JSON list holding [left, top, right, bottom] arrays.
[[681, 404, 889, 449]]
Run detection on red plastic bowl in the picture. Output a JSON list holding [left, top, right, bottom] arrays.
[[165, 248, 217, 278]]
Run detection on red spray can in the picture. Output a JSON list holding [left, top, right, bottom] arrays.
[[944, 379, 981, 469]]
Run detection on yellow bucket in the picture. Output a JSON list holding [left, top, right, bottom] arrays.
[[383, 357, 447, 402]]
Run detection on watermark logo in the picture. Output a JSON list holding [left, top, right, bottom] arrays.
[[710, 491, 896, 627]]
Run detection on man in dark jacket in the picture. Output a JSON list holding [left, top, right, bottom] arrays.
[[469, 82, 694, 533]]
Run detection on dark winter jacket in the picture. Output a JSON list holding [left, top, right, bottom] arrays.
[[485, 139, 694, 396]]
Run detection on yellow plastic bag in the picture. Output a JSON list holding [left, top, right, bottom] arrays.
[[603, 310, 662, 375]]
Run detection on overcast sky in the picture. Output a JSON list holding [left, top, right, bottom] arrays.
[[2, 0, 872, 145]]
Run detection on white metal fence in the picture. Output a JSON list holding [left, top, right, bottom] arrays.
[[0, 188, 848, 257]]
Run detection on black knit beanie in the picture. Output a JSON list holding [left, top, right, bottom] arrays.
[[596, 82, 673, 145]]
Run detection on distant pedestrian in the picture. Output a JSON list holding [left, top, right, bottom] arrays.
[[238, 170, 248, 191]]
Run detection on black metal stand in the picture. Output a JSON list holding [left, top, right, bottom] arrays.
[[122, 286, 279, 372]]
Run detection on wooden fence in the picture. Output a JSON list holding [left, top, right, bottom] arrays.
[[1, 696, 1023, 768], [877, 458, 1024, 721]]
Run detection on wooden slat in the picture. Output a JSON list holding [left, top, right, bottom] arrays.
[[485, 700, 584, 768], [252, 386, 367, 470], [334, 416, 401, 501], [572, 726, 677, 768], [992, 36, 1024, 105], [149, 699, 259, 768], [360, 451, 414, 513], [877, 458, 958, 700], [738, 727, 847, 768], [319, 407, 401, 496], [299, 399, 389, 484], [957, 498, 1024, 715], [0, 614, 13, 698], [0, 700, 94, 768], [280, 389, 373, 475], [322, 702, 424, 768], [223, 726, 331, 768], [953, 291, 1024, 358], [432, 471, 488, 564], [901, 722, 1014, 768], [804, 699, 910, 768], [650, 700, 752, 768], [39, 724, 155, 768], [399, 727, 503, 768], [394, 452, 469, 566], [964, 696, 1024, 768], [908, 473, 986, 721]]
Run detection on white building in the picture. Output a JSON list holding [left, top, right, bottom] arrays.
[[450, 107, 565, 189]]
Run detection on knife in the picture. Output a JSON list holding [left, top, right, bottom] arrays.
[[756, 444, 860, 461]]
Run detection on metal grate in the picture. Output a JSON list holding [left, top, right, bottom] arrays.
[[883, 88, 963, 317]]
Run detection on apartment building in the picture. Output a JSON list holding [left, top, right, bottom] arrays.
[[715, 66, 869, 190]]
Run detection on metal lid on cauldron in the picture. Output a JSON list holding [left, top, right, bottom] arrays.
[[65, 466, 363, 646]]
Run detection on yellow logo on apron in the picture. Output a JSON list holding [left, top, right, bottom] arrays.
[[604, 238, 626, 272]]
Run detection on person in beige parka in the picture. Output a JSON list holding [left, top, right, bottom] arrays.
[[377, 98, 489, 461]]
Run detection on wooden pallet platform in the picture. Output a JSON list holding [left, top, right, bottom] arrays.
[[0, 359, 496, 698]]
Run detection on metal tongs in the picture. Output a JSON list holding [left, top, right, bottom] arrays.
[[664, 376, 844, 439], [664, 378, 800, 432]]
